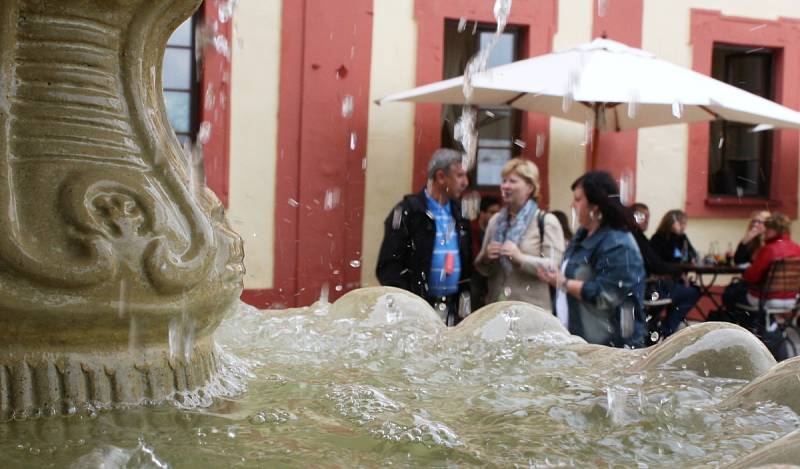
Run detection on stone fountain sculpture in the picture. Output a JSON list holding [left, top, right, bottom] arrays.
[[0, 0, 243, 419]]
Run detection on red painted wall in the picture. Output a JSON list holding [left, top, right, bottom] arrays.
[[242, 0, 374, 308], [590, 0, 643, 181], [413, 0, 558, 206], [201, 0, 232, 207], [687, 9, 800, 219]]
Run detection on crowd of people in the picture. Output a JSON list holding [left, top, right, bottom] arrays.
[[376, 148, 799, 355]]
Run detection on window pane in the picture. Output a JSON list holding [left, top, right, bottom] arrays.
[[708, 45, 773, 197], [168, 18, 193, 47], [163, 48, 192, 90], [727, 55, 770, 96], [164, 91, 191, 133], [480, 32, 515, 68], [476, 148, 512, 186], [478, 109, 513, 142]]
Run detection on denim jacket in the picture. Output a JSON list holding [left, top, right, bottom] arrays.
[[563, 226, 646, 347]]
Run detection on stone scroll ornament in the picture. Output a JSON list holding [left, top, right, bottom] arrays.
[[0, 0, 244, 419]]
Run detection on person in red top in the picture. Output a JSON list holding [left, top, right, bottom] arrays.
[[723, 213, 800, 322]]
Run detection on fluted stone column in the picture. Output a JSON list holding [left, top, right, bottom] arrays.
[[0, 0, 244, 419]]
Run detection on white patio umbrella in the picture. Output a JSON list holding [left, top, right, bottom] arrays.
[[377, 38, 800, 168]]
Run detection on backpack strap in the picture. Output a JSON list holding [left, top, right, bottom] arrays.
[[537, 209, 547, 257], [537, 209, 557, 304]]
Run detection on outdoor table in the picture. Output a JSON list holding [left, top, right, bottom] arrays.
[[677, 263, 746, 319]]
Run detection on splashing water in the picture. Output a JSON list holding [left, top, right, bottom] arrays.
[[619, 168, 634, 206], [341, 95, 354, 118], [2, 299, 798, 467], [571, 206, 578, 232], [535, 132, 545, 158], [323, 188, 341, 211], [456, 0, 514, 171], [454, 106, 477, 168], [672, 101, 684, 119], [217, 0, 239, 23], [597, 0, 609, 17], [493, 0, 513, 32], [461, 191, 481, 221]]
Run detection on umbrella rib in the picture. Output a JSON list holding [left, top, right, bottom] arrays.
[[505, 92, 528, 106], [699, 105, 722, 120]]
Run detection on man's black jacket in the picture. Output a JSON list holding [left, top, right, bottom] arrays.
[[375, 189, 472, 299]]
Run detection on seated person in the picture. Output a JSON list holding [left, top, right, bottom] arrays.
[[650, 209, 697, 264], [631, 202, 650, 233], [723, 213, 800, 311], [631, 204, 700, 339], [733, 210, 770, 266]]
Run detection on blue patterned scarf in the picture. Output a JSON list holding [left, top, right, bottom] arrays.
[[493, 199, 538, 270]]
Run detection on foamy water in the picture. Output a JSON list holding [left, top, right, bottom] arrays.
[[0, 289, 798, 468]]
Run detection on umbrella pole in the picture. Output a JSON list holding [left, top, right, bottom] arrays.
[[590, 104, 600, 169]]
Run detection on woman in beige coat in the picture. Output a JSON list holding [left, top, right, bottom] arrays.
[[474, 158, 565, 311]]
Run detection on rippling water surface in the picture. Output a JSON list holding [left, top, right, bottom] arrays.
[[1, 293, 798, 468]]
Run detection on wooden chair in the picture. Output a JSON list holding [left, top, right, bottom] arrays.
[[734, 257, 800, 357]]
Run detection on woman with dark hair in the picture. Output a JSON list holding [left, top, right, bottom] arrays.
[[537, 171, 645, 347], [550, 210, 573, 246], [650, 210, 697, 264]]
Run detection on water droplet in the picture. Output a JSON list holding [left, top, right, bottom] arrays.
[[213, 34, 230, 59], [288, 198, 299, 207], [349, 259, 361, 268], [718, 137, 725, 149], [341, 95, 354, 118], [503, 287, 511, 298], [334, 285, 343, 292], [349, 132, 357, 150], [597, 0, 609, 17], [535, 133, 545, 158], [627, 99, 638, 119], [671, 101, 683, 119], [650, 291, 660, 301], [218, 0, 239, 23], [323, 187, 341, 211], [513, 138, 526, 149], [195, 123, 211, 146], [454, 107, 477, 169], [391, 207, 403, 229], [650, 331, 660, 343], [457, 17, 468, 32], [618, 169, 634, 206]]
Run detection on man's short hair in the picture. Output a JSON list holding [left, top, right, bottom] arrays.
[[480, 195, 501, 212], [427, 148, 464, 180]]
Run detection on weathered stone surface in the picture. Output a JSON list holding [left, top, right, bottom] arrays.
[[0, 0, 243, 417]]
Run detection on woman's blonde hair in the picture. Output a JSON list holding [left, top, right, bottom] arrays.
[[501, 158, 540, 200], [750, 210, 771, 223]]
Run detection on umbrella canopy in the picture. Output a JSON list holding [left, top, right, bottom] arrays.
[[378, 38, 800, 145]]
